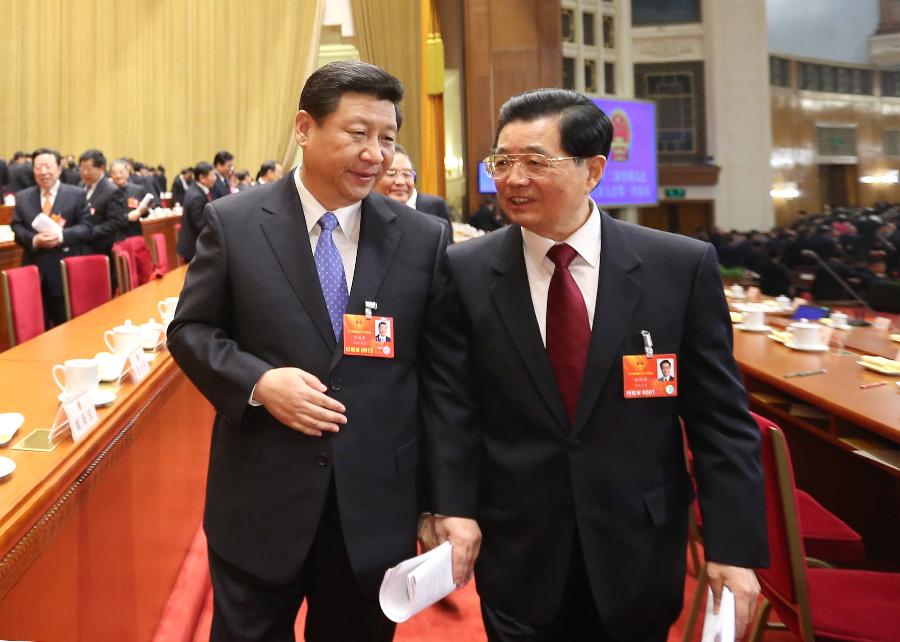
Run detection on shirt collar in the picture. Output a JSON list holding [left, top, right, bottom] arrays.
[[294, 166, 362, 239], [406, 188, 418, 209], [44, 181, 61, 197], [197, 182, 210, 195], [521, 199, 602, 268]]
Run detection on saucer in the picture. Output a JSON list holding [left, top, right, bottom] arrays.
[[890, 334, 900, 343], [57, 390, 118, 407], [736, 324, 772, 333], [0, 413, 25, 446], [857, 360, 900, 376], [0, 456, 15, 479], [784, 341, 829, 352]]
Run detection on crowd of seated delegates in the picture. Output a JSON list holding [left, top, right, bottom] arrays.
[[697, 203, 899, 304]]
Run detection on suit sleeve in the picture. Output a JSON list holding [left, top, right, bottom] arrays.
[[11, 201, 35, 249], [166, 203, 273, 424], [61, 193, 93, 244], [90, 186, 128, 239], [679, 243, 769, 568], [419, 235, 480, 518], [186, 196, 205, 235]]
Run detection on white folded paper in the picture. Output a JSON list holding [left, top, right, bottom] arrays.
[[139, 192, 154, 211], [702, 586, 735, 642], [31, 212, 62, 234], [379, 542, 456, 623]]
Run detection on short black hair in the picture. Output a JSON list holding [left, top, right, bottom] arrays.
[[32, 148, 61, 165], [392, 143, 415, 168], [12, 151, 27, 161], [181, 167, 193, 175], [378, 321, 388, 328], [660, 359, 671, 368], [79, 148, 107, 168], [213, 150, 234, 166], [299, 60, 404, 130], [236, 170, 250, 181], [494, 88, 612, 158], [194, 161, 214, 178]]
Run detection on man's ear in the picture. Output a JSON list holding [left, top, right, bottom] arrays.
[[295, 111, 313, 147], [585, 154, 607, 193]]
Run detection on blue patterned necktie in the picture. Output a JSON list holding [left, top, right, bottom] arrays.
[[314, 212, 349, 341]]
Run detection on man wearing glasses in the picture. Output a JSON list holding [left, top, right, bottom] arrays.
[[424, 88, 767, 641], [375, 144, 453, 240]]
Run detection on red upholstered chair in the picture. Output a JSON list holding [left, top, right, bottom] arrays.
[[60, 255, 111, 320], [113, 247, 134, 294], [681, 412, 864, 641], [747, 415, 900, 642], [1, 266, 44, 346], [150, 233, 170, 274]]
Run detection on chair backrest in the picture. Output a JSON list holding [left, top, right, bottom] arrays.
[[123, 235, 157, 286], [61, 255, 111, 319], [112, 241, 139, 293], [1, 266, 44, 346], [752, 411, 815, 641], [113, 248, 133, 293], [151, 233, 170, 274]]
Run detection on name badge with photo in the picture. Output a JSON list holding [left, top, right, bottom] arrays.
[[623, 354, 678, 399], [343, 314, 395, 358]]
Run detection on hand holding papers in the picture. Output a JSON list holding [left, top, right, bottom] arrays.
[[379, 542, 456, 623], [702, 586, 735, 642], [31, 213, 63, 235]]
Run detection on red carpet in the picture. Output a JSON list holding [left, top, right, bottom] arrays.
[[161, 528, 800, 642]]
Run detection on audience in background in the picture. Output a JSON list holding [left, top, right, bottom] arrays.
[[109, 158, 156, 238], [176, 161, 216, 262], [7, 151, 36, 193], [80, 149, 128, 283], [255, 159, 283, 185], [698, 203, 899, 303], [234, 170, 252, 191], [171, 167, 194, 205]]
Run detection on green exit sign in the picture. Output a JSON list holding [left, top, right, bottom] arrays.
[[665, 187, 686, 198]]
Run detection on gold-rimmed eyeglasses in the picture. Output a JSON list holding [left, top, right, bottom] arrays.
[[385, 168, 416, 179], [482, 153, 585, 179]]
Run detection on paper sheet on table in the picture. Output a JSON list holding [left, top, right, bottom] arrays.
[[31, 213, 62, 234], [379, 541, 456, 623], [701, 586, 735, 642]]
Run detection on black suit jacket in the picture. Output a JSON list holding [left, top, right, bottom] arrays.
[[413, 192, 453, 243], [11, 184, 93, 296], [8, 163, 36, 193], [121, 182, 155, 237], [176, 183, 209, 261], [211, 174, 231, 200], [0, 159, 8, 193], [87, 177, 128, 254], [171, 175, 191, 205], [433, 214, 767, 636], [167, 176, 452, 593]]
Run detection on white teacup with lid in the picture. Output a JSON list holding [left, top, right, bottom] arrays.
[[104, 320, 143, 355], [742, 306, 767, 330], [788, 320, 822, 348], [52, 358, 100, 398], [140, 318, 165, 350]]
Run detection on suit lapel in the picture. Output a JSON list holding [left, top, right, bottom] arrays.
[[571, 213, 643, 436], [490, 226, 569, 432], [328, 195, 402, 370], [259, 176, 336, 352]]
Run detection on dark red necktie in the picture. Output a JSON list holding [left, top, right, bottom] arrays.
[[546, 244, 591, 426]]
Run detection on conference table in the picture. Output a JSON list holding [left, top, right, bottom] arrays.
[[730, 309, 900, 568], [0, 266, 214, 641]]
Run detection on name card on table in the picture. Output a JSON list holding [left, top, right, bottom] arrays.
[[126, 348, 150, 383], [49, 391, 99, 444]]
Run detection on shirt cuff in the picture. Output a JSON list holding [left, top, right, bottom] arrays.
[[248, 385, 261, 407]]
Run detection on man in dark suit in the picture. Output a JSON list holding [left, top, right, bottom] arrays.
[[175, 162, 216, 262], [110, 159, 156, 238], [171, 167, 193, 205], [211, 150, 235, 200], [80, 150, 127, 275], [374, 144, 453, 242], [7, 151, 36, 193], [167, 61, 478, 642], [11, 148, 92, 327], [0, 157, 8, 193], [61, 155, 81, 185], [424, 89, 767, 641]]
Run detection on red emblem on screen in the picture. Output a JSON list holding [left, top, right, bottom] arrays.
[[609, 108, 632, 162]]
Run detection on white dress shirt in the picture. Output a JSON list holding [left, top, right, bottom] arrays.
[[405, 188, 418, 209], [294, 166, 361, 290], [521, 199, 602, 346], [36, 181, 64, 245]]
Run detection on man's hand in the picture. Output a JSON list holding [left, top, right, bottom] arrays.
[[34, 232, 61, 248], [417, 514, 440, 552], [128, 209, 142, 222], [707, 561, 760, 640], [434, 516, 481, 587], [253, 367, 347, 437]]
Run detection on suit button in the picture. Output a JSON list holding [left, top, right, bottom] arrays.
[[317, 454, 330, 467], [330, 378, 343, 391]]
